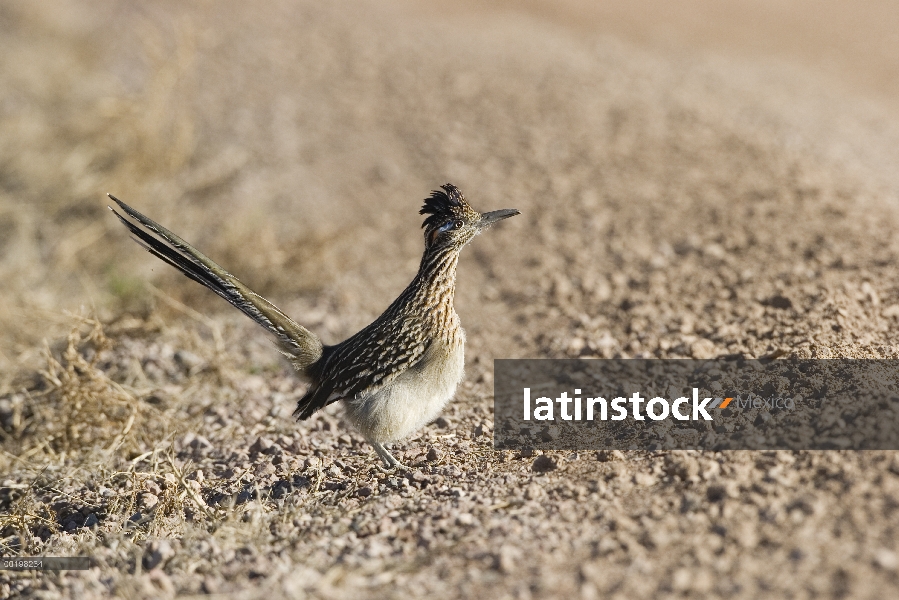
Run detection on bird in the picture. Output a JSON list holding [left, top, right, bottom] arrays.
[[109, 184, 519, 468]]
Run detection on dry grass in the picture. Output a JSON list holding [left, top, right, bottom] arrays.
[[1, 318, 187, 550], [4, 0, 899, 598], [0, 312, 505, 598], [0, 4, 201, 370]]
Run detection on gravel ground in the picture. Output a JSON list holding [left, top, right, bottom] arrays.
[[2, 1, 899, 598]]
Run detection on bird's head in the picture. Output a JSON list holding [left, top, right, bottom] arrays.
[[420, 183, 519, 251]]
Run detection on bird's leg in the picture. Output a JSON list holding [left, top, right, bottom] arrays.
[[370, 441, 409, 471]]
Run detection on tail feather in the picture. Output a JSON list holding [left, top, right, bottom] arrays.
[[108, 194, 323, 368]]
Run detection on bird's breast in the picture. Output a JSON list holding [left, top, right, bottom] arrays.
[[344, 330, 465, 443]]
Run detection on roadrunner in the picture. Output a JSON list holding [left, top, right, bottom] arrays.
[[109, 184, 518, 468]]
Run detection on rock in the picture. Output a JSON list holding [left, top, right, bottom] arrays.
[[455, 513, 475, 526], [538, 427, 559, 443], [249, 436, 274, 455], [754, 411, 772, 425], [188, 434, 213, 453], [254, 461, 276, 478], [690, 338, 718, 359], [664, 454, 700, 481], [597, 450, 624, 462], [84, 513, 99, 528], [706, 485, 727, 502], [567, 337, 586, 354], [178, 432, 196, 451], [143, 539, 175, 569], [497, 545, 522, 574], [143, 568, 175, 595], [763, 295, 793, 310], [633, 472, 657, 487], [434, 416, 451, 429], [426, 447, 442, 462], [473, 422, 492, 437], [875, 549, 898, 571], [264, 443, 283, 457], [532, 455, 557, 472], [139, 493, 159, 511], [592, 333, 617, 355], [672, 568, 692, 591], [202, 577, 219, 594], [174, 350, 204, 371], [861, 281, 880, 306], [524, 483, 544, 500]]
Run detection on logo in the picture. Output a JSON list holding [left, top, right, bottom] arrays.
[[522, 389, 795, 423]]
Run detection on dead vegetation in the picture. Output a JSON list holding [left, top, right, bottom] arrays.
[[0, 314, 504, 597], [3, 0, 899, 598]]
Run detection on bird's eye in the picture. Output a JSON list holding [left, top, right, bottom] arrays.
[[453, 220, 464, 229]]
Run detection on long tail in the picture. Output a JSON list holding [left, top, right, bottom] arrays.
[[108, 195, 323, 369]]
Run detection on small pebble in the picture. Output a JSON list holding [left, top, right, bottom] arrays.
[[532, 455, 557, 472], [254, 462, 276, 478], [875, 549, 898, 571], [249, 436, 274, 455], [144, 539, 175, 570], [174, 350, 204, 371], [140, 493, 159, 511]]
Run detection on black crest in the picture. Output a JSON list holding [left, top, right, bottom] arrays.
[[420, 183, 466, 229]]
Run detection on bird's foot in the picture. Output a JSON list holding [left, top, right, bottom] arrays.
[[378, 461, 411, 473], [370, 441, 412, 472]]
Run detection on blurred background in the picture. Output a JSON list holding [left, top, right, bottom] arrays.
[[1, 0, 899, 373]]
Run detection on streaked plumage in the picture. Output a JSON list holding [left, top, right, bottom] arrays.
[[110, 184, 518, 467]]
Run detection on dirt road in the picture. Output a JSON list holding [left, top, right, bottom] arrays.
[[2, 1, 899, 597]]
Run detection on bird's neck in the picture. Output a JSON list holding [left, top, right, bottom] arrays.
[[404, 244, 460, 324], [415, 244, 459, 303]]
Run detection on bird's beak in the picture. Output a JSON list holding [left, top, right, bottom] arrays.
[[479, 208, 520, 230]]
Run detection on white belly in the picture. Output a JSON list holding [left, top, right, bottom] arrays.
[[344, 335, 465, 443]]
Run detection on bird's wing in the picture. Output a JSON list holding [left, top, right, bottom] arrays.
[[293, 317, 430, 419]]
